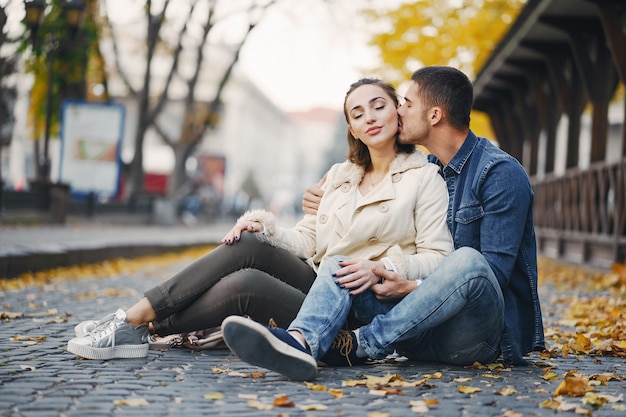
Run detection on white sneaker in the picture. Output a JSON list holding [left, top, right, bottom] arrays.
[[74, 313, 115, 337], [67, 309, 149, 360]]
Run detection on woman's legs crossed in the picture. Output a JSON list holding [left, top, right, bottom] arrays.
[[128, 233, 315, 326], [152, 269, 308, 334]]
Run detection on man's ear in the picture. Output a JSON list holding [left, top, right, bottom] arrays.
[[429, 107, 443, 125]]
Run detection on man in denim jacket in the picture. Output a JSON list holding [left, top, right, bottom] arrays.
[[302, 66, 544, 366]]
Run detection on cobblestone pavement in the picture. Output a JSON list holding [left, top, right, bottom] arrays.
[[0, 245, 625, 416]]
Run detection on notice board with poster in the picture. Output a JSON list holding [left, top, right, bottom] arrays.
[[59, 100, 125, 199]]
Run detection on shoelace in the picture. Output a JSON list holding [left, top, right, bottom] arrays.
[[330, 330, 354, 366], [90, 315, 120, 346]]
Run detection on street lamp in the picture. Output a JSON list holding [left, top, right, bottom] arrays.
[[23, 0, 86, 183]]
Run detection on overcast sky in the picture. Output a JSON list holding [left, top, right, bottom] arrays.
[[3, 0, 381, 113], [237, 1, 380, 112]]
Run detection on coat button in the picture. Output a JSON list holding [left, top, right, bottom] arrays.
[[379, 203, 389, 213], [368, 237, 378, 243], [340, 183, 351, 192], [392, 173, 402, 183], [319, 214, 328, 224]]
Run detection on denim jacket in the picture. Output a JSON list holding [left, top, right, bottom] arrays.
[[429, 131, 545, 365]]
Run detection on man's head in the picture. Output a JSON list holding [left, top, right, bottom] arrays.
[[398, 66, 473, 147]]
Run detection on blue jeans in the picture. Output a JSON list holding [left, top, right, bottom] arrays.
[[289, 247, 504, 366]]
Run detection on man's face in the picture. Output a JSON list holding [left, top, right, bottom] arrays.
[[397, 82, 430, 146]]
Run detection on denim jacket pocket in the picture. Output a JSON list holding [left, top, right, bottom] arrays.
[[453, 204, 483, 249]]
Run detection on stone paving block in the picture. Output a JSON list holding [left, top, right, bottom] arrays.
[[65, 406, 114, 417]]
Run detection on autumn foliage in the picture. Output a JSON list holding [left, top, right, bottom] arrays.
[[361, 0, 528, 140]]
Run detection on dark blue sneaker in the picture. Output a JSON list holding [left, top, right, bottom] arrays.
[[320, 330, 367, 367], [221, 315, 317, 381]]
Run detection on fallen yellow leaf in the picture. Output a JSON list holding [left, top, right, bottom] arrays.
[[329, 388, 343, 398], [299, 404, 328, 411], [273, 394, 295, 408], [554, 371, 595, 397], [305, 382, 327, 391], [495, 387, 517, 396], [0, 311, 24, 319], [113, 398, 149, 407], [457, 385, 482, 394], [247, 399, 273, 410]]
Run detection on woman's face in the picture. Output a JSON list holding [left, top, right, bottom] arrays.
[[345, 84, 399, 150]]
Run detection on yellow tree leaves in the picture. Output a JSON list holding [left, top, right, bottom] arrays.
[[364, 0, 527, 84], [361, 0, 528, 138]]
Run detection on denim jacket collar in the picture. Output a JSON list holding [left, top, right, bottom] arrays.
[[428, 131, 479, 174]]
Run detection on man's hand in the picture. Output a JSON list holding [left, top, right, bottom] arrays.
[[370, 265, 417, 300], [302, 177, 325, 215]]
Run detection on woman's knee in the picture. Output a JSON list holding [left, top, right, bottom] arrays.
[[232, 231, 265, 250], [217, 269, 267, 293]]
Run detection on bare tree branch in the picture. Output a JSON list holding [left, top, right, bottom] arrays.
[[151, 121, 175, 148], [146, 0, 199, 126], [102, 0, 137, 97]]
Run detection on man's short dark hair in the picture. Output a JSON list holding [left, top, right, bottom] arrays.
[[411, 66, 473, 130]]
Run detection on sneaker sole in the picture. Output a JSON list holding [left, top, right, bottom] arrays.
[[67, 338, 149, 360], [222, 316, 317, 381]]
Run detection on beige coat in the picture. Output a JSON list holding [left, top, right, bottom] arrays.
[[240, 151, 453, 280]]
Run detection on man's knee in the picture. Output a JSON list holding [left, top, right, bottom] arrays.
[[448, 247, 491, 275]]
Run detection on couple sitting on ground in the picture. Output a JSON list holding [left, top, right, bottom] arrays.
[[67, 66, 545, 381]]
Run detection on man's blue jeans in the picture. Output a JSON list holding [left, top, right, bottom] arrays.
[[289, 247, 504, 366]]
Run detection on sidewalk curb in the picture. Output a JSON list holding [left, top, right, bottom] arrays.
[[0, 241, 217, 279], [0, 222, 230, 279]]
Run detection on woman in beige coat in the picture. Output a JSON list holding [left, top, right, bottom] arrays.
[[67, 78, 453, 361]]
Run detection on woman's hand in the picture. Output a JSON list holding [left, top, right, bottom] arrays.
[[334, 259, 386, 295], [221, 221, 263, 245]]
